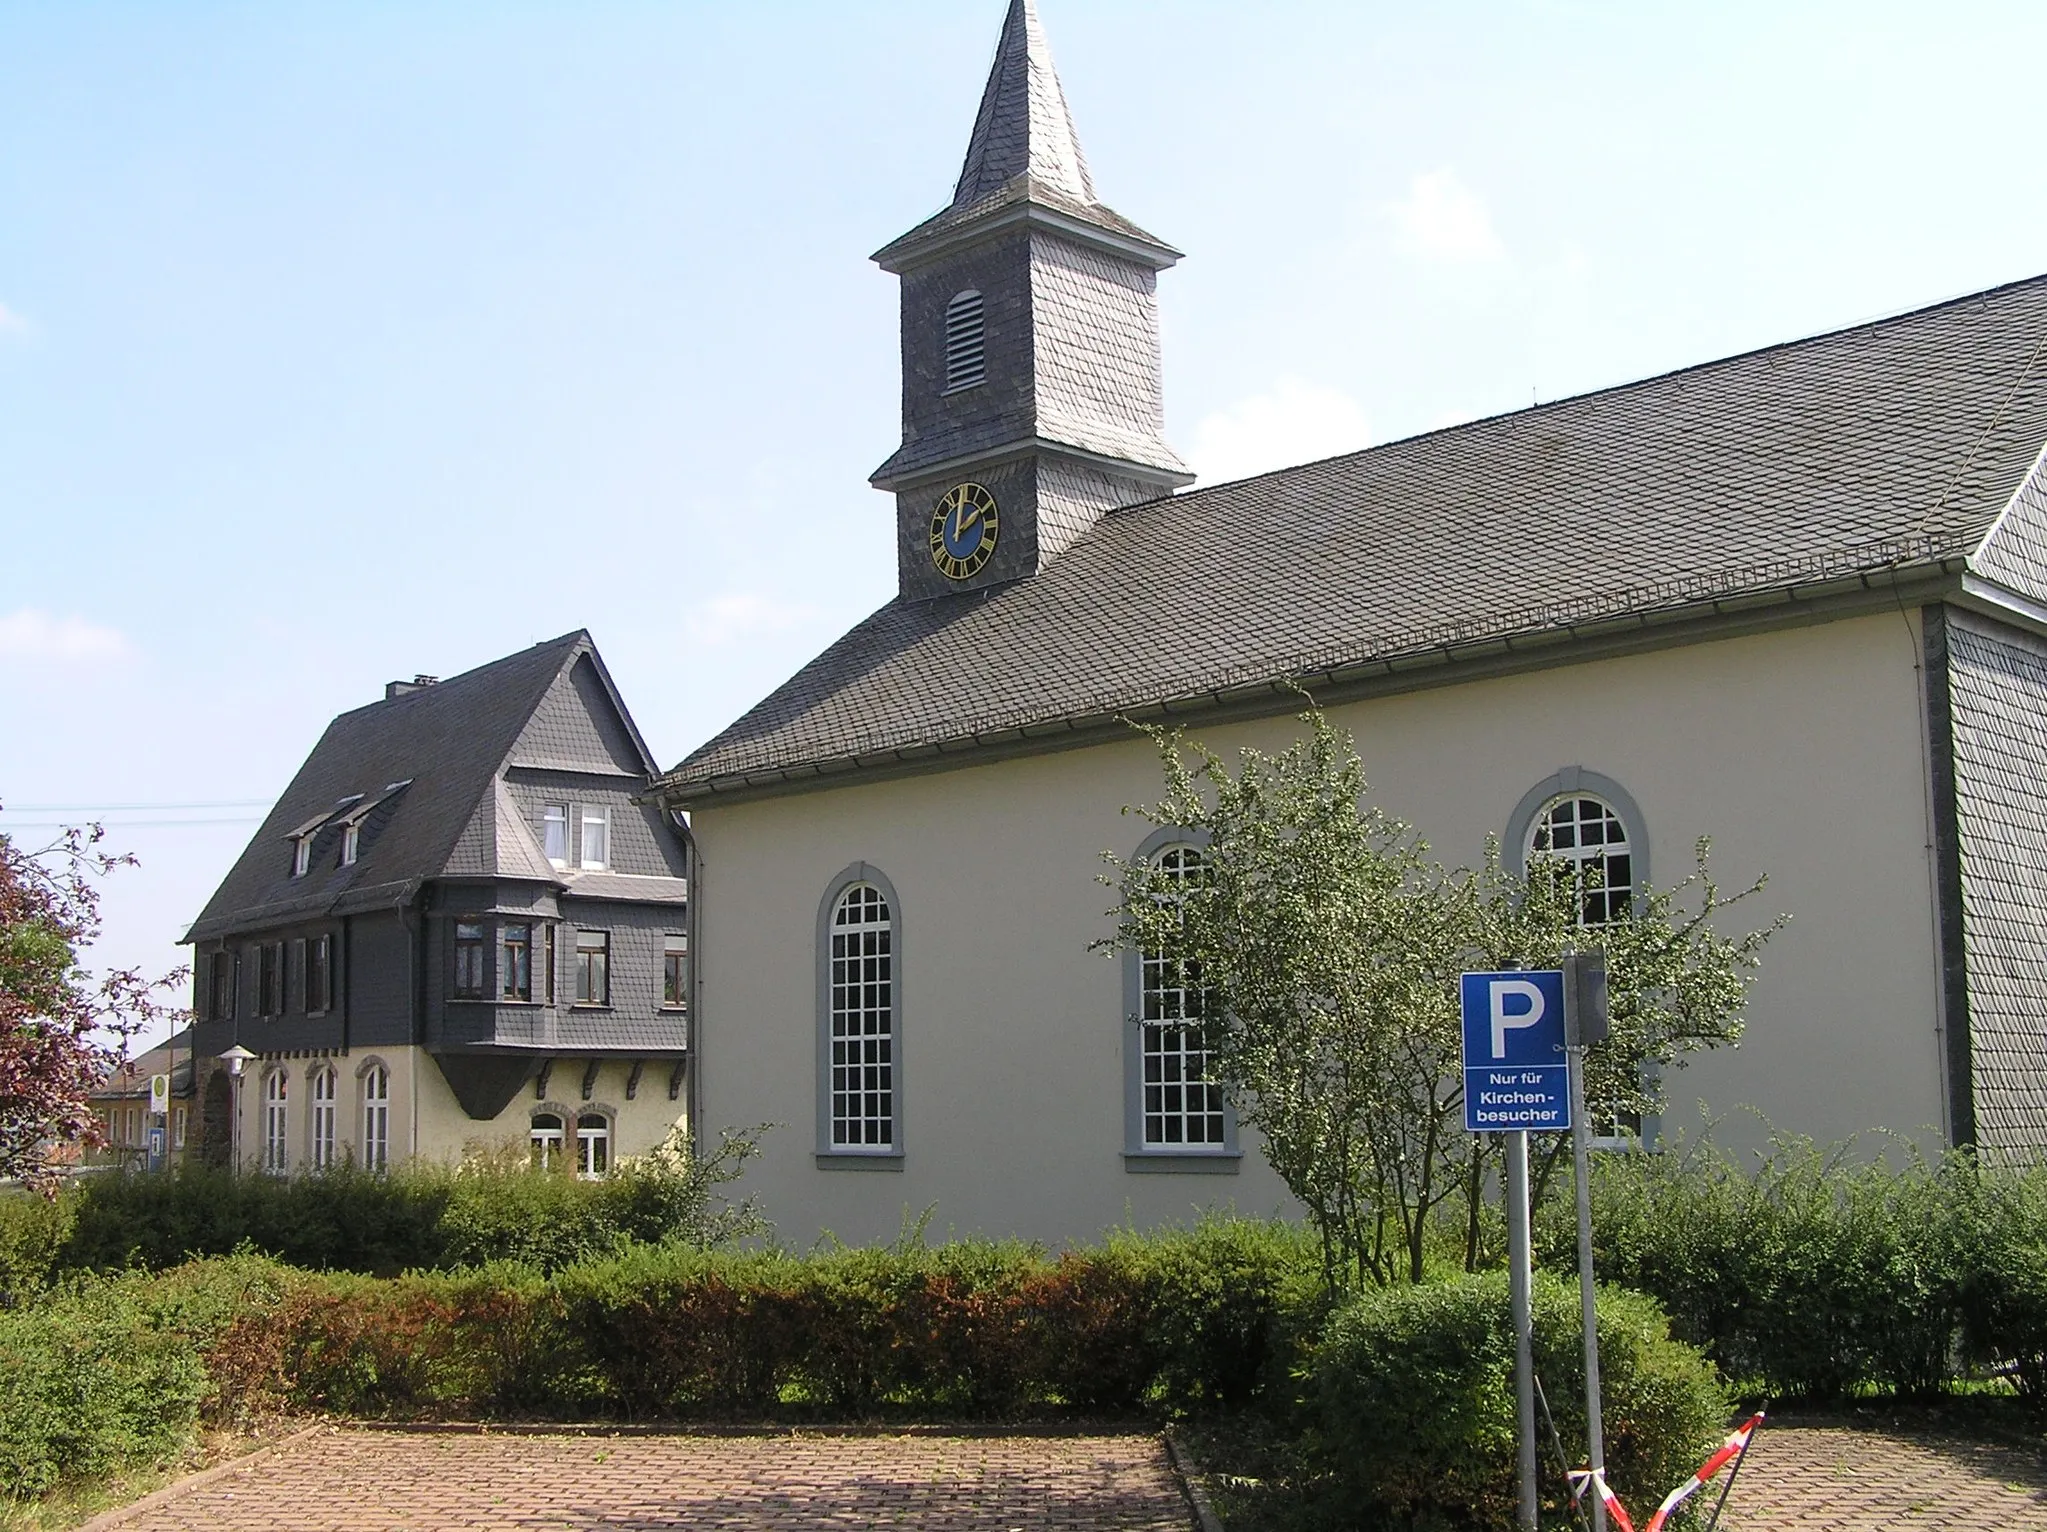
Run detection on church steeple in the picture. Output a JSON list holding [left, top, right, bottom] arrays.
[[951, 0, 1094, 208], [872, 0, 1190, 603]]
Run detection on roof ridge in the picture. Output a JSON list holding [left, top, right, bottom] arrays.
[[1148, 270, 2047, 509]]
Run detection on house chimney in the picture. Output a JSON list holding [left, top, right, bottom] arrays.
[[384, 673, 440, 700]]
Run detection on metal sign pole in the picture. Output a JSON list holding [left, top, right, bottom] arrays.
[[1507, 1127, 1538, 1532], [1569, 1042, 1607, 1532]]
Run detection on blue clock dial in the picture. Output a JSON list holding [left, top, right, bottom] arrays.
[[929, 483, 999, 581]]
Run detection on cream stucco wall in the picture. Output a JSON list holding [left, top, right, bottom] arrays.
[[232, 1047, 688, 1173], [692, 610, 1949, 1248]]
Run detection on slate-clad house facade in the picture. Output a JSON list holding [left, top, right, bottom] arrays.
[[185, 632, 691, 1174], [650, 0, 2047, 1248]]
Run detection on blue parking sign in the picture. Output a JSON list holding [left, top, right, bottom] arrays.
[[1460, 970, 1572, 1132]]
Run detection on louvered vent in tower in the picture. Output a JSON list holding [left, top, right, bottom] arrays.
[[944, 290, 986, 391]]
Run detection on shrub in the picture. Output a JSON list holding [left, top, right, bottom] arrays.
[[1539, 1135, 1972, 1399], [0, 1276, 207, 1499], [0, 1186, 74, 1306], [1959, 1160, 2047, 1401], [1307, 1273, 1726, 1529]]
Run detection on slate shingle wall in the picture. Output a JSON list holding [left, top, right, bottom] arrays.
[[1948, 609, 2047, 1155]]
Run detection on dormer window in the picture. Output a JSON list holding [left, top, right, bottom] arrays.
[[341, 823, 360, 867], [292, 837, 313, 878], [944, 290, 985, 391]]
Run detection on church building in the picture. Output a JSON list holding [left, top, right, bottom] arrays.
[[654, 0, 2047, 1246]]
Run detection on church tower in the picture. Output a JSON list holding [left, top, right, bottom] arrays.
[[871, 0, 1191, 602]]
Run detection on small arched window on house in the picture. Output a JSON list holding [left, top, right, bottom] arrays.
[[944, 290, 986, 392], [576, 1113, 611, 1178], [261, 1069, 289, 1176], [309, 1065, 337, 1171], [361, 1064, 390, 1173], [1527, 795, 1635, 927], [531, 1112, 565, 1172]]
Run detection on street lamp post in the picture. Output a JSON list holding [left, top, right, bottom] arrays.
[[218, 1045, 255, 1173]]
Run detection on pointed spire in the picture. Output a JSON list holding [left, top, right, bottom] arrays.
[[952, 0, 1095, 209]]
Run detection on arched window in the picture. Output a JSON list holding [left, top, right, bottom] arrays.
[[576, 1113, 611, 1178], [261, 1070, 289, 1176], [361, 1063, 390, 1173], [1121, 831, 1238, 1170], [829, 882, 895, 1150], [944, 290, 985, 391], [1140, 846, 1226, 1149], [309, 1065, 337, 1170], [531, 1112, 565, 1171], [1527, 795, 1635, 927]]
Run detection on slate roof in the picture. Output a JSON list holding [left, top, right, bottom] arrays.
[[661, 275, 2047, 800], [871, 0, 1175, 272], [186, 632, 649, 941]]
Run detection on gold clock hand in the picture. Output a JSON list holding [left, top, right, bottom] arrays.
[[951, 505, 980, 542]]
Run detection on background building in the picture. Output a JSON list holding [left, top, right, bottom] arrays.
[[185, 631, 691, 1175]]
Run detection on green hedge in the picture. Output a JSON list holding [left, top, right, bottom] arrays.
[[1307, 1274, 1725, 1529], [2, 1130, 762, 1283], [1535, 1138, 2047, 1400]]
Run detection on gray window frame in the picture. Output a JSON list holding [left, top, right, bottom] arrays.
[[1122, 826, 1240, 1173], [815, 862, 904, 1170]]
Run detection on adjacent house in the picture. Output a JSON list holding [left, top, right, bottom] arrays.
[[651, 0, 2047, 1247], [86, 1026, 196, 1169], [184, 631, 691, 1175]]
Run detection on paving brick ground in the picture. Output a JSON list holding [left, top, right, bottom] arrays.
[[93, 1427, 1194, 1532], [1722, 1420, 2047, 1531]]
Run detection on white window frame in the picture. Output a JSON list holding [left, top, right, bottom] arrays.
[[815, 864, 903, 1165], [309, 1065, 337, 1170], [292, 837, 312, 878], [261, 1069, 288, 1176], [360, 1063, 390, 1173], [543, 803, 569, 868], [575, 1112, 611, 1178], [531, 1112, 565, 1171], [579, 806, 610, 871], [1121, 829, 1238, 1171], [662, 933, 688, 1010], [340, 822, 360, 867]]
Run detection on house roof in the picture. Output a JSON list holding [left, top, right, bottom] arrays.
[[660, 274, 2047, 802], [185, 631, 653, 942]]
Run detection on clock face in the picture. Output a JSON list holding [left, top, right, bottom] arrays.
[[929, 482, 1000, 581]]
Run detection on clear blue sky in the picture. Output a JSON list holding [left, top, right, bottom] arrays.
[[6, 0, 2047, 1039]]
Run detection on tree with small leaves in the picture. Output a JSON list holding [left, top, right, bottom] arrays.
[[0, 804, 188, 1189], [1102, 708, 1784, 1289]]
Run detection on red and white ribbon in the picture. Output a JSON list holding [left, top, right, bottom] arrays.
[[1641, 1412, 1765, 1532]]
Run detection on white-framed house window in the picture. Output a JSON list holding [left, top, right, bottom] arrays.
[[576, 1112, 611, 1178], [662, 934, 689, 1009], [292, 837, 313, 878], [543, 803, 569, 868], [309, 1065, 337, 1170], [261, 1069, 289, 1176], [361, 1063, 390, 1173], [818, 870, 899, 1159], [341, 822, 360, 867], [580, 807, 609, 871], [531, 1112, 565, 1171]]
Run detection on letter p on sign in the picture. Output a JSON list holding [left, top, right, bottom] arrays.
[[1489, 979, 1546, 1058]]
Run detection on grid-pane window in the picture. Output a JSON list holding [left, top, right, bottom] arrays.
[[580, 808, 609, 871], [543, 804, 569, 868], [262, 1071, 288, 1175], [308, 935, 331, 1014], [662, 934, 689, 1009], [829, 884, 894, 1149], [575, 932, 609, 1005], [454, 922, 486, 999], [1141, 846, 1225, 1148], [310, 1067, 337, 1170], [577, 1113, 611, 1178], [501, 923, 533, 1001], [1528, 796, 1634, 926], [531, 1113, 564, 1171], [362, 1066, 390, 1173]]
